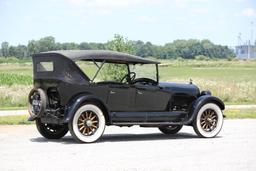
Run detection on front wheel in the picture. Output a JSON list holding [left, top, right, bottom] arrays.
[[159, 125, 183, 134], [193, 103, 223, 138], [36, 119, 68, 139], [68, 104, 106, 143]]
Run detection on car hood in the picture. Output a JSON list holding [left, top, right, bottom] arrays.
[[159, 82, 200, 97]]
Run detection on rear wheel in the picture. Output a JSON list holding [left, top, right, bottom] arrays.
[[68, 104, 106, 143], [159, 125, 183, 134], [36, 119, 68, 139], [193, 103, 223, 138]]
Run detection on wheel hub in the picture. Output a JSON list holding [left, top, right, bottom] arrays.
[[200, 109, 218, 132], [85, 120, 93, 127]]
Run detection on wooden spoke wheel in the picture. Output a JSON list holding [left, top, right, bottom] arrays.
[[69, 104, 106, 143], [77, 111, 99, 136], [200, 109, 218, 132], [193, 103, 223, 138]]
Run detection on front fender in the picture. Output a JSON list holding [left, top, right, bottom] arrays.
[[185, 95, 225, 124], [193, 95, 225, 111], [62, 93, 109, 123]]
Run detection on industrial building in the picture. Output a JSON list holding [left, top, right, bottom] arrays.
[[235, 22, 256, 60], [235, 44, 256, 59]]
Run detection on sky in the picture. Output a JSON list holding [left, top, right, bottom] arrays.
[[0, 0, 256, 46]]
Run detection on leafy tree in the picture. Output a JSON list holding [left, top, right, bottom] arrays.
[[27, 40, 39, 55], [1, 42, 9, 57], [103, 34, 134, 81], [79, 42, 92, 50], [195, 55, 210, 60], [60, 42, 79, 50], [164, 43, 177, 59], [106, 34, 134, 53], [15, 45, 27, 58], [0, 35, 236, 60], [89, 43, 105, 50], [8, 45, 27, 58], [37, 36, 56, 52]]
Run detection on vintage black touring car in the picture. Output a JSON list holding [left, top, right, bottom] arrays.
[[28, 50, 224, 143]]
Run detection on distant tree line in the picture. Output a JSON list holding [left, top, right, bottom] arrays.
[[0, 35, 235, 59]]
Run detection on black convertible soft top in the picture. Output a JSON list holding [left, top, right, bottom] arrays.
[[35, 50, 160, 64]]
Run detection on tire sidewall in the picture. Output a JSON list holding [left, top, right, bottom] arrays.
[[159, 125, 183, 134], [194, 103, 223, 138], [70, 104, 105, 143], [36, 119, 68, 139]]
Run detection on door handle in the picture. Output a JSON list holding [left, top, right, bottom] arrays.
[[110, 91, 116, 94], [137, 91, 143, 95]]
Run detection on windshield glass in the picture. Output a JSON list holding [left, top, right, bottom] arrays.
[[76, 61, 128, 83], [129, 64, 157, 81]]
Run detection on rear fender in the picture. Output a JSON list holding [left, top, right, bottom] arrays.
[[63, 94, 110, 123]]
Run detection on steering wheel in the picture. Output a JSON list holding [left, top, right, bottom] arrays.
[[132, 78, 157, 86], [120, 72, 136, 83]]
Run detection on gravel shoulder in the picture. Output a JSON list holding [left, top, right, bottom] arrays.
[[0, 119, 256, 171]]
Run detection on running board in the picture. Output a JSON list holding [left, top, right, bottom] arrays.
[[112, 121, 185, 126]]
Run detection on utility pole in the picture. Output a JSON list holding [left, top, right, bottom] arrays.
[[247, 21, 254, 59], [248, 40, 250, 59], [251, 21, 254, 46], [237, 33, 242, 46]]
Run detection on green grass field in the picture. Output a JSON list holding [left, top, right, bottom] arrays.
[[159, 60, 256, 103], [0, 115, 33, 125], [0, 59, 256, 109]]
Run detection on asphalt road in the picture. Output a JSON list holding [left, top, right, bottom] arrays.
[[0, 119, 256, 171]]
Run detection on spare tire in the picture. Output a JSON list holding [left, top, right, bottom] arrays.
[[28, 88, 47, 117]]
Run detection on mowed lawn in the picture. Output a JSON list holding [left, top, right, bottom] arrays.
[[0, 60, 256, 109]]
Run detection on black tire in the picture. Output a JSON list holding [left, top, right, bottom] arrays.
[[68, 104, 106, 143], [159, 125, 183, 134], [28, 88, 47, 117], [193, 103, 223, 138], [36, 119, 69, 139]]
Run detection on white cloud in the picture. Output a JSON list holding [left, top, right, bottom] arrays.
[[137, 15, 156, 23], [67, 0, 159, 10], [241, 8, 256, 17], [174, 0, 208, 8], [64, 0, 162, 16], [190, 20, 197, 24], [192, 8, 209, 14], [234, 0, 247, 2]]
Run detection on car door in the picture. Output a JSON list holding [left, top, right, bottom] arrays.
[[134, 84, 170, 112], [106, 84, 135, 112]]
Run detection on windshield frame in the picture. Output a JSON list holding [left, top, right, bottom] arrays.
[[127, 63, 159, 84]]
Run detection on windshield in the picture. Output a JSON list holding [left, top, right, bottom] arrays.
[[129, 64, 157, 81], [76, 61, 157, 83]]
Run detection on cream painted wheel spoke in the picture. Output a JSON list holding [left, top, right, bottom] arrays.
[[79, 125, 85, 131], [76, 109, 100, 136], [91, 116, 96, 120], [200, 108, 218, 132]]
